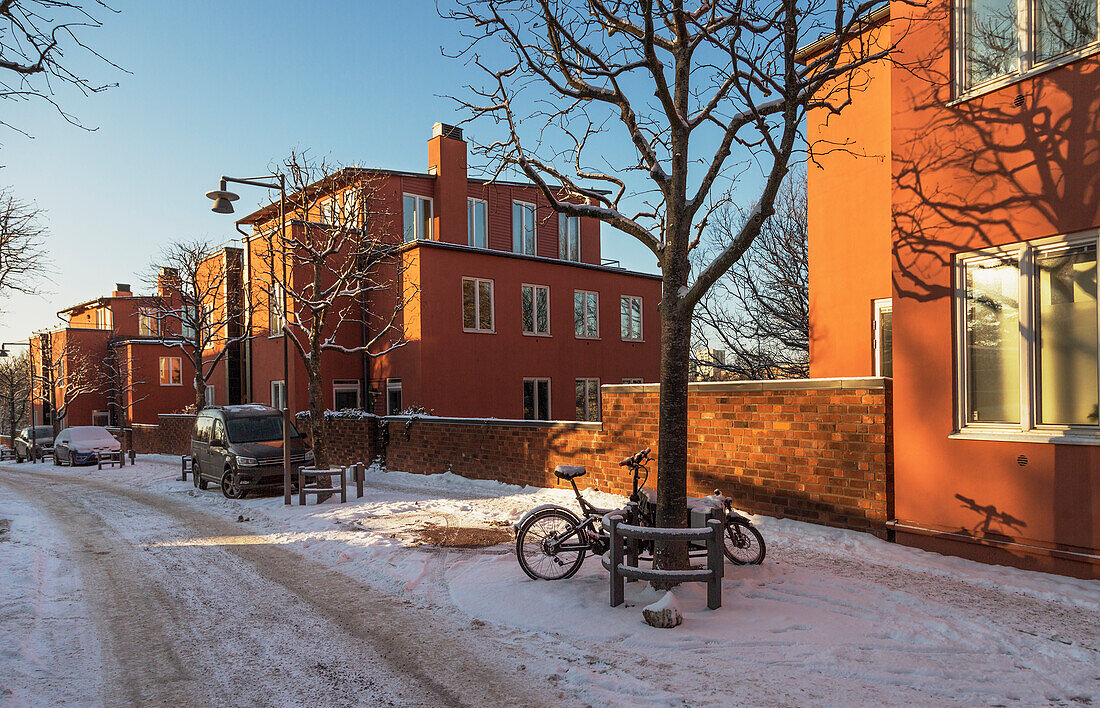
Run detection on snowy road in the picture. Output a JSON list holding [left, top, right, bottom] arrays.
[[0, 467, 556, 707]]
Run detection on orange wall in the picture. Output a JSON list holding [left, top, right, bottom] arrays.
[[806, 20, 894, 377]]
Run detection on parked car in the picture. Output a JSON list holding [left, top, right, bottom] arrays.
[[191, 405, 313, 499], [14, 425, 56, 462], [53, 426, 121, 466]]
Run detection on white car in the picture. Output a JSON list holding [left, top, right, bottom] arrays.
[[53, 426, 122, 466]]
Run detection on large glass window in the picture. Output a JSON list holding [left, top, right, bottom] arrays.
[[513, 202, 536, 255], [959, 0, 1099, 91], [403, 194, 433, 242], [159, 357, 182, 386], [523, 378, 551, 420], [521, 284, 550, 335], [575, 378, 600, 421], [559, 214, 580, 261], [621, 295, 643, 341], [468, 198, 487, 248], [956, 234, 1100, 434], [574, 290, 599, 338], [462, 277, 494, 333]]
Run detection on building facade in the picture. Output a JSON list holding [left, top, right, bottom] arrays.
[[204, 123, 662, 421], [804, 3, 1100, 578]]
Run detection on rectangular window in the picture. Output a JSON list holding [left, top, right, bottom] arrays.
[[958, 0, 1099, 92], [873, 299, 893, 378], [521, 284, 550, 335], [512, 201, 536, 255], [138, 309, 159, 337], [333, 380, 361, 411], [204, 385, 215, 408], [269, 279, 286, 335], [956, 233, 1100, 435], [523, 378, 551, 420], [620, 295, 643, 341], [622, 378, 645, 384], [159, 357, 182, 386], [467, 198, 487, 249], [271, 380, 286, 411], [462, 277, 494, 333], [575, 378, 600, 421], [574, 290, 599, 338], [92, 410, 109, 427], [403, 194, 433, 242], [386, 379, 402, 415], [95, 308, 112, 330], [558, 214, 580, 261]]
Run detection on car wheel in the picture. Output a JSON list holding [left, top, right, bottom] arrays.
[[52, 451, 59, 466], [220, 470, 244, 500], [191, 461, 200, 488], [195, 461, 209, 490]]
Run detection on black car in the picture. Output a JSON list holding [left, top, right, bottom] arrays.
[[191, 405, 313, 499], [14, 425, 55, 462]]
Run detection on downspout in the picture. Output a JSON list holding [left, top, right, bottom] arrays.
[[237, 221, 253, 403]]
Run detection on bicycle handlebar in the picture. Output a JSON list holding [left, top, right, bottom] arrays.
[[618, 447, 651, 467]]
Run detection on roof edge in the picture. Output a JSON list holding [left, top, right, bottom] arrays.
[[794, 5, 890, 64]]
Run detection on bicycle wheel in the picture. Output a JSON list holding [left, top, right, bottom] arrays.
[[723, 519, 766, 565], [515, 508, 587, 580]]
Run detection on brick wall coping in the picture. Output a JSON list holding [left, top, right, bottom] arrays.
[[382, 414, 604, 431], [605, 376, 889, 393], [131, 423, 159, 429], [159, 413, 197, 419]]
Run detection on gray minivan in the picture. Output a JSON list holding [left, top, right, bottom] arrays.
[[191, 405, 313, 498]]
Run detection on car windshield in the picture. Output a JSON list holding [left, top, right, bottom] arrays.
[[225, 416, 300, 443], [70, 427, 115, 444]]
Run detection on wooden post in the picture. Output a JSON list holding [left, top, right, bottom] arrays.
[[299, 469, 307, 507], [179, 456, 188, 481], [609, 515, 624, 607], [339, 466, 347, 504], [707, 519, 723, 610], [355, 462, 364, 498]]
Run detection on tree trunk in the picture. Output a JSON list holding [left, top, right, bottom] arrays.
[[194, 367, 205, 411]]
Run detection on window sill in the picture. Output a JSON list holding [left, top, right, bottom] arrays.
[[622, 338, 644, 344], [575, 336, 601, 341], [522, 332, 551, 338], [950, 43, 1100, 106], [463, 329, 496, 335], [949, 429, 1100, 446]]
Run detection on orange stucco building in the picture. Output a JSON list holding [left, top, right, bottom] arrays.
[[203, 123, 662, 421], [804, 4, 1100, 578]]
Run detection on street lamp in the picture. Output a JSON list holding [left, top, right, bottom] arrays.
[[1, 342, 36, 462], [206, 174, 293, 505]]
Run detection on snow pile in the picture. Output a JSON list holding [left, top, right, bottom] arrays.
[[642, 591, 682, 628]]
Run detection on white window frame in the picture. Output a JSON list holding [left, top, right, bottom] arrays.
[[403, 193, 433, 242], [204, 385, 215, 408], [523, 377, 552, 421], [575, 377, 601, 421], [386, 378, 402, 415], [954, 0, 1100, 98], [620, 295, 644, 341], [953, 229, 1100, 443], [138, 308, 159, 337], [521, 283, 551, 336], [462, 277, 495, 333], [159, 357, 183, 386], [873, 298, 893, 377], [574, 290, 600, 339], [622, 378, 645, 384], [333, 379, 361, 410], [513, 200, 536, 256], [467, 197, 487, 249], [92, 410, 109, 426], [269, 279, 286, 337], [271, 380, 286, 411], [559, 214, 580, 261], [96, 308, 113, 330]]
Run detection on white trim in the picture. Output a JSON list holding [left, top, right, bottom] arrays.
[[522, 377, 552, 421], [574, 289, 600, 339], [461, 277, 496, 333], [558, 213, 581, 262], [872, 298, 893, 377], [620, 294, 644, 341], [403, 193, 434, 242], [385, 378, 402, 415], [271, 380, 286, 411], [467, 197, 488, 249], [159, 356, 183, 386], [332, 379, 361, 410], [521, 283, 551, 336], [512, 200, 536, 256]]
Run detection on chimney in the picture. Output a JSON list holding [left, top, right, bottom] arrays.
[[157, 267, 180, 298], [113, 283, 131, 297], [427, 122, 467, 245]]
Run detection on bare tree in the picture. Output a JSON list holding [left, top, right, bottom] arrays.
[[446, 0, 899, 568], [0, 0, 122, 133], [257, 153, 410, 469], [99, 342, 148, 451], [36, 336, 101, 430], [143, 239, 252, 410], [0, 349, 30, 444], [0, 188, 48, 303], [692, 174, 808, 379]]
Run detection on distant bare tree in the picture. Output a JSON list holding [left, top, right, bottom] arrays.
[[37, 337, 101, 430], [693, 175, 808, 379], [0, 0, 122, 133], [0, 189, 48, 303], [99, 343, 148, 445], [143, 239, 252, 410], [257, 152, 410, 469], [0, 350, 30, 444]]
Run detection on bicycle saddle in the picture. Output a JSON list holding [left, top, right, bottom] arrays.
[[554, 465, 586, 480]]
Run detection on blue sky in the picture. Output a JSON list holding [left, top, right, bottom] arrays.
[[0, 0, 662, 344]]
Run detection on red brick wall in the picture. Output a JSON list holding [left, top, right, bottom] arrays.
[[130, 414, 195, 455]]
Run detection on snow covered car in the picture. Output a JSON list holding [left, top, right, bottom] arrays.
[[53, 426, 122, 466], [14, 425, 55, 462]]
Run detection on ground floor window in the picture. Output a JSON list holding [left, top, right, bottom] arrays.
[[386, 379, 402, 415], [523, 378, 551, 420], [204, 385, 215, 408], [873, 299, 893, 378], [159, 357, 182, 386], [575, 378, 600, 421], [956, 232, 1099, 433], [622, 378, 644, 384], [92, 410, 109, 426], [271, 380, 286, 411], [333, 380, 361, 410]]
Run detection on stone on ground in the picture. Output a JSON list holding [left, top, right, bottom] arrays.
[[642, 591, 682, 629]]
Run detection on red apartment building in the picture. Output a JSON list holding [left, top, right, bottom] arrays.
[[803, 3, 1100, 578], [29, 279, 199, 428], [203, 123, 662, 421]]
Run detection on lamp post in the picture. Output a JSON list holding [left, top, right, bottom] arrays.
[[0, 342, 34, 462], [206, 174, 293, 505]]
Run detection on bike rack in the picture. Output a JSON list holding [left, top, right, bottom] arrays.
[[602, 510, 725, 610]]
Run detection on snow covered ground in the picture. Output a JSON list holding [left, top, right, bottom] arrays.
[[1, 455, 1097, 706]]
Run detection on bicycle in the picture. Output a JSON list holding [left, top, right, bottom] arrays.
[[513, 447, 766, 580]]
